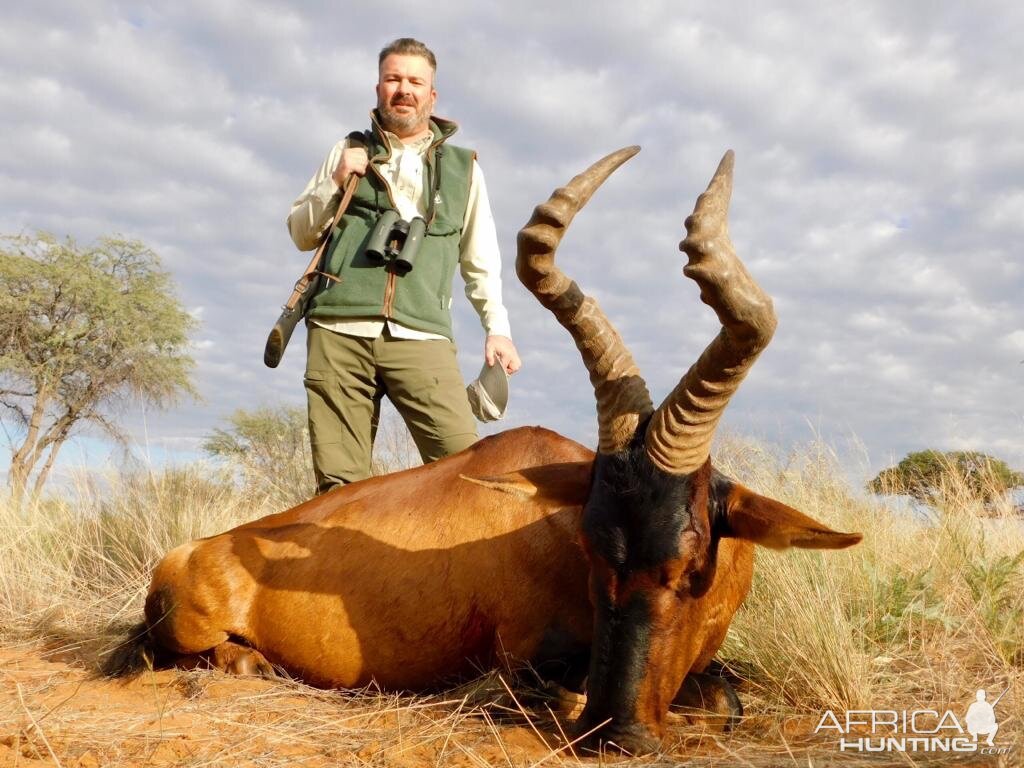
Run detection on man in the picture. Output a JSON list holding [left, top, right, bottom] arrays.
[[965, 689, 999, 747], [287, 38, 520, 492]]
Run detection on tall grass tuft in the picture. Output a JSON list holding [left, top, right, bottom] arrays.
[[0, 463, 265, 662], [716, 434, 1023, 733]]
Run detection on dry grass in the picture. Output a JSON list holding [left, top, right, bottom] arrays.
[[1, 436, 1021, 766]]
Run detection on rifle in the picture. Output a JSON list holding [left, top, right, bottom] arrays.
[[264, 173, 359, 368], [991, 686, 1010, 709]]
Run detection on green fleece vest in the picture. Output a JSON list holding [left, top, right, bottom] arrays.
[[307, 114, 475, 339]]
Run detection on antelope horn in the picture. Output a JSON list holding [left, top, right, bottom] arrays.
[[517, 146, 654, 455], [645, 151, 778, 474]]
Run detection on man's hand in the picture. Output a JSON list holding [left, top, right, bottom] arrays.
[[485, 335, 521, 374], [332, 147, 369, 188]]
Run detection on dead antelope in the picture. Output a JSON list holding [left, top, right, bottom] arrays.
[[110, 148, 861, 755]]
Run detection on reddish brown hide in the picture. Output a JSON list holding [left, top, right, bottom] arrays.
[[133, 425, 846, 699], [141, 428, 595, 689]]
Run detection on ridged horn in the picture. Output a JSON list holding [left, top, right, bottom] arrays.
[[517, 146, 654, 455], [645, 151, 778, 474]]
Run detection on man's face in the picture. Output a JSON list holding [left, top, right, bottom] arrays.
[[376, 54, 436, 138]]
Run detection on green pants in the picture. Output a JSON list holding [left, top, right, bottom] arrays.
[[304, 325, 478, 491]]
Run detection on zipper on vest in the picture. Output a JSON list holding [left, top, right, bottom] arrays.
[[369, 121, 448, 320]]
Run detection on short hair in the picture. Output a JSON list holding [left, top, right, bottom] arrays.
[[378, 38, 437, 72]]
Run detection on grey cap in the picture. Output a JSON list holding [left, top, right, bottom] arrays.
[[466, 361, 510, 422]]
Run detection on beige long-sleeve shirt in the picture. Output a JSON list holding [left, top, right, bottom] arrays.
[[287, 129, 511, 340]]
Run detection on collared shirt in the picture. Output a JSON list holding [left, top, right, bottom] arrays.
[[287, 128, 511, 340]]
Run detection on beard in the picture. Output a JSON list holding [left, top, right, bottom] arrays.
[[378, 95, 433, 136]]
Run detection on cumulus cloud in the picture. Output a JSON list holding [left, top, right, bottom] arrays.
[[2, 0, 1022, 480]]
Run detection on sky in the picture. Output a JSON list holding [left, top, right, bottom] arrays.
[[2, 0, 1023, 485]]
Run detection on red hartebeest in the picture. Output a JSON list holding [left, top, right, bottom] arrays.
[[109, 148, 861, 754]]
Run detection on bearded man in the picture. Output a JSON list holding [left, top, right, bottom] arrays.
[[287, 38, 520, 492]]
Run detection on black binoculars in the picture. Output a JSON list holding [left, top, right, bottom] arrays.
[[364, 210, 426, 275]]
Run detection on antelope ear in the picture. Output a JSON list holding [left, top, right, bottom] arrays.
[[460, 461, 593, 505], [720, 483, 862, 550]]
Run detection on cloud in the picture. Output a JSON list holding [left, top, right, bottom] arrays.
[[2, 0, 1023, 483]]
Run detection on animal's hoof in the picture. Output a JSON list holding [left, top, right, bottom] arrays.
[[672, 672, 743, 732], [541, 680, 586, 721], [210, 641, 276, 679]]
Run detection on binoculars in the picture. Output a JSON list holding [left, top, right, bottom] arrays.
[[364, 210, 426, 275]]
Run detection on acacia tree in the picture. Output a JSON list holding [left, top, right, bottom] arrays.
[[868, 449, 1024, 505], [204, 405, 314, 508], [204, 404, 420, 508], [0, 232, 196, 505]]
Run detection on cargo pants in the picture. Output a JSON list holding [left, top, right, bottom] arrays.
[[304, 325, 478, 492]]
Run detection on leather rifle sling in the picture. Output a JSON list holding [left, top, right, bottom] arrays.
[[282, 172, 360, 312]]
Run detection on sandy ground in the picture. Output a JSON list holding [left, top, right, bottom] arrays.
[[1, 645, 553, 767], [0, 645, 1015, 767], [0, 644, 666, 767]]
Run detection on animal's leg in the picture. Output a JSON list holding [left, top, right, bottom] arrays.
[[530, 646, 590, 693], [541, 680, 587, 721], [145, 544, 263, 676], [671, 672, 742, 731], [205, 640, 277, 678]]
